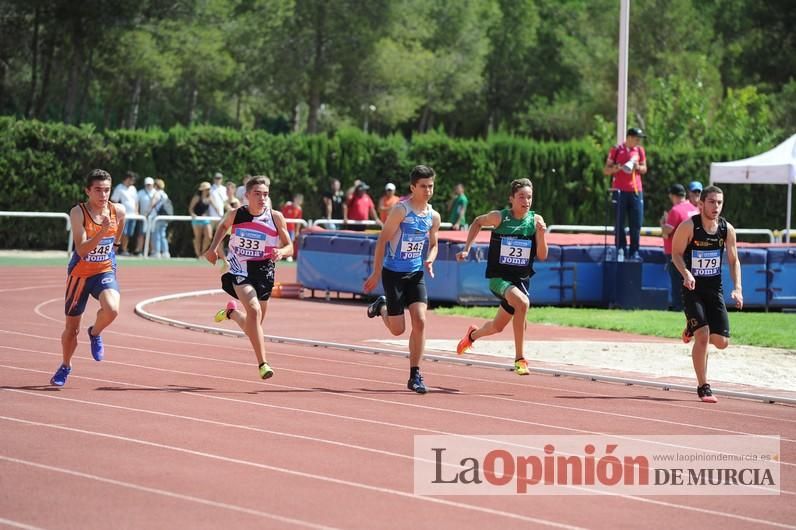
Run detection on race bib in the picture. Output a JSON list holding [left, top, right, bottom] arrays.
[[231, 228, 267, 259], [691, 249, 721, 277], [86, 237, 114, 262], [499, 237, 532, 266], [399, 233, 426, 260]]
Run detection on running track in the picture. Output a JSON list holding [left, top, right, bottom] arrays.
[[1, 265, 794, 529]]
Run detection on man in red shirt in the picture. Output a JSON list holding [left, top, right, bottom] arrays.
[[603, 127, 648, 261], [660, 183, 699, 310], [344, 182, 381, 231]]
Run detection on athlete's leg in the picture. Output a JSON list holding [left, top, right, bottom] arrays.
[[233, 284, 268, 365], [691, 325, 711, 386], [407, 302, 427, 368], [504, 286, 530, 361], [471, 308, 512, 341], [60, 315, 82, 367], [91, 288, 120, 335]]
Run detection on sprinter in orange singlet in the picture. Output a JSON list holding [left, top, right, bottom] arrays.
[[50, 169, 126, 386]]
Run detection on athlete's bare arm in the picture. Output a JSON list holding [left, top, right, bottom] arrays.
[[363, 205, 406, 293], [424, 210, 441, 278], [535, 213, 549, 261], [725, 222, 743, 309], [205, 208, 236, 264], [271, 210, 294, 260], [671, 219, 695, 290], [71, 205, 113, 259], [456, 210, 501, 261]]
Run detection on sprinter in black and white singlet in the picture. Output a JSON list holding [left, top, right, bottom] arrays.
[[671, 185, 743, 403], [205, 176, 293, 380]]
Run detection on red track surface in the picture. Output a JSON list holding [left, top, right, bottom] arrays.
[[1, 265, 794, 529]]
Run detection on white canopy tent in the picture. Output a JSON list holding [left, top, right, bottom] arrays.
[[710, 134, 796, 242]]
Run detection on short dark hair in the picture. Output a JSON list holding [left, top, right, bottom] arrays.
[[86, 169, 112, 189], [510, 178, 533, 196], [246, 175, 270, 192], [700, 185, 723, 202], [409, 165, 436, 185]]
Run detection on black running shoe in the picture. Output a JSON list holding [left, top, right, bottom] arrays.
[[367, 296, 386, 318], [407, 372, 427, 394], [697, 383, 718, 403]]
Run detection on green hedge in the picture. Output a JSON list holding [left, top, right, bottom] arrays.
[[0, 117, 786, 255]]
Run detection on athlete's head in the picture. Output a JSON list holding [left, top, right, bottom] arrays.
[[409, 165, 435, 200], [85, 169, 112, 205], [509, 178, 533, 213], [246, 176, 270, 212], [699, 185, 724, 220]]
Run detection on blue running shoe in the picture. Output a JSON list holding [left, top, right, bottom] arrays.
[[87, 326, 104, 361], [50, 365, 71, 386], [407, 372, 427, 394]]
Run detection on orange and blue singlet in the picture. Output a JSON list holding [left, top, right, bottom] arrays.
[[64, 203, 120, 316]]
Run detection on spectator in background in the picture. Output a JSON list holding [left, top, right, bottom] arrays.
[[281, 193, 304, 244], [236, 175, 252, 206], [225, 181, 238, 209], [603, 127, 648, 261], [151, 178, 171, 258], [206, 173, 227, 263], [135, 177, 157, 255], [322, 178, 345, 229], [660, 183, 699, 310], [189, 182, 213, 258], [687, 181, 703, 207], [447, 183, 469, 230], [378, 183, 400, 223], [110, 171, 137, 255], [344, 182, 381, 231]]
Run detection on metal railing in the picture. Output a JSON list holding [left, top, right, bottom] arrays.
[[547, 224, 777, 243], [311, 218, 454, 230]]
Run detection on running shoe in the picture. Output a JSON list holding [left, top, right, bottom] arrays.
[[259, 362, 274, 380], [697, 383, 718, 403], [407, 372, 427, 394], [681, 326, 693, 344], [367, 296, 387, 319], [514, 358, 530, 376], [87, 326, 104, 361], [456, 325, 478, 355], [50, 364, 71, 387], [214, 300, 238, 323]]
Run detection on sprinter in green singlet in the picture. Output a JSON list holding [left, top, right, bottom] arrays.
[[454, 178, 548, 375]]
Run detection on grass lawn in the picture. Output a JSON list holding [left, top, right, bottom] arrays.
[[434, 306, 796, 350]]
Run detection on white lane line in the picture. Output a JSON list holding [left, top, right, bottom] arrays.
[[27, 299, 796, 424], [0, 456, 335, 530], [0, 517, 47, 530], [2, 334, 795, 447], [0, 417, 584, 530], [3, 364, 794, 518]]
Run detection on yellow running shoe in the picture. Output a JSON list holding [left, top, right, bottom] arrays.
[[514, 358, 530, 376], [214, 300, 237, 322], [456, 325, 478, 355], [259, 362, 274, 380]]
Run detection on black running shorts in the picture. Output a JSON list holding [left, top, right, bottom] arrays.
[[381, 267, 427, 316], [221, 272, 275, 301], [682, 287, 730, 337]]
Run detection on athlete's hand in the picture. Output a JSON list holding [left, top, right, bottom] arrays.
[[425, 259, 435, 278], [455, 250, 469, 262], [731, 289, 744, 310], [363, 272, 379, 294], [204, 248, 218, 265], [682, 271, 696, 290], [100, 215, 112, 235], [535, 215, 547, 233]]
